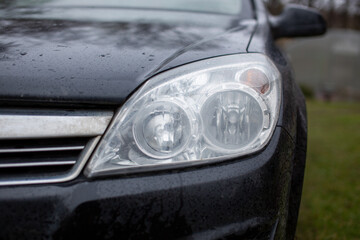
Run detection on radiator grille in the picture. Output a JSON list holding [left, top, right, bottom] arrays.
[[0, 137, 89, 176], [0, 109, 113, 186], [0, 137, 100, 186]]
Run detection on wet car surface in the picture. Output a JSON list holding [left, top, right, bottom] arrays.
[[0, 0, 325, 239]]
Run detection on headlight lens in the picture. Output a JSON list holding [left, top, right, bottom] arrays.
[[201, 87, 266, 151], [85, 54, 281, 177], [133, 100, 193, 159]]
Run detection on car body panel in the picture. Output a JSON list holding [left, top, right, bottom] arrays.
[[0, 127, 294, 240], [0, 7, 255, 106]]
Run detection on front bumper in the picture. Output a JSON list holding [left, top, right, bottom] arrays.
[[0, 127, 295, 240]]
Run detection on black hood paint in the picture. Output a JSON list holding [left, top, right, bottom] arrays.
[[0, 9, 256, 106]]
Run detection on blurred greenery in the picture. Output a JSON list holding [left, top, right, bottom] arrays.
[[299, 84, 315, 99], [295, 101, 360, 240]]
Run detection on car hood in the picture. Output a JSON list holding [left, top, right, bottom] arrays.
[[0, 8, 256, 106]]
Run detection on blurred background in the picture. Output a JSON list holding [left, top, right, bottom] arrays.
[[265, 0, 360, 239]]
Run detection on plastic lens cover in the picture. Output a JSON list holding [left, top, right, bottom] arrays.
[[85, 54, 281, 177]]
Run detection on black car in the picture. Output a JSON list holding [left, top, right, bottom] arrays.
[[0, 0, 326, 239]]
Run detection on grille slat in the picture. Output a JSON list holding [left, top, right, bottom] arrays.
[[0, 160, 77, 168], [0, 148, 82, 167], [0, 145, 85, 154]]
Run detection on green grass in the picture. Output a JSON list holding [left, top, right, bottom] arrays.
[[295, 101, 360, 240]]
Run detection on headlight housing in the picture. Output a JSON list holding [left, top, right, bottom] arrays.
[[85, 54, 281, 177]]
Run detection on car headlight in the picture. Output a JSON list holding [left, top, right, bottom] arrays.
[[85, 54, 281, 177]]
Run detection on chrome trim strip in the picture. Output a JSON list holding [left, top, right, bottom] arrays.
[[0, 136, 100, 186], [0, 113, 113, 139], [0, 161, 76, 168], [0, 146, 85, 153]]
